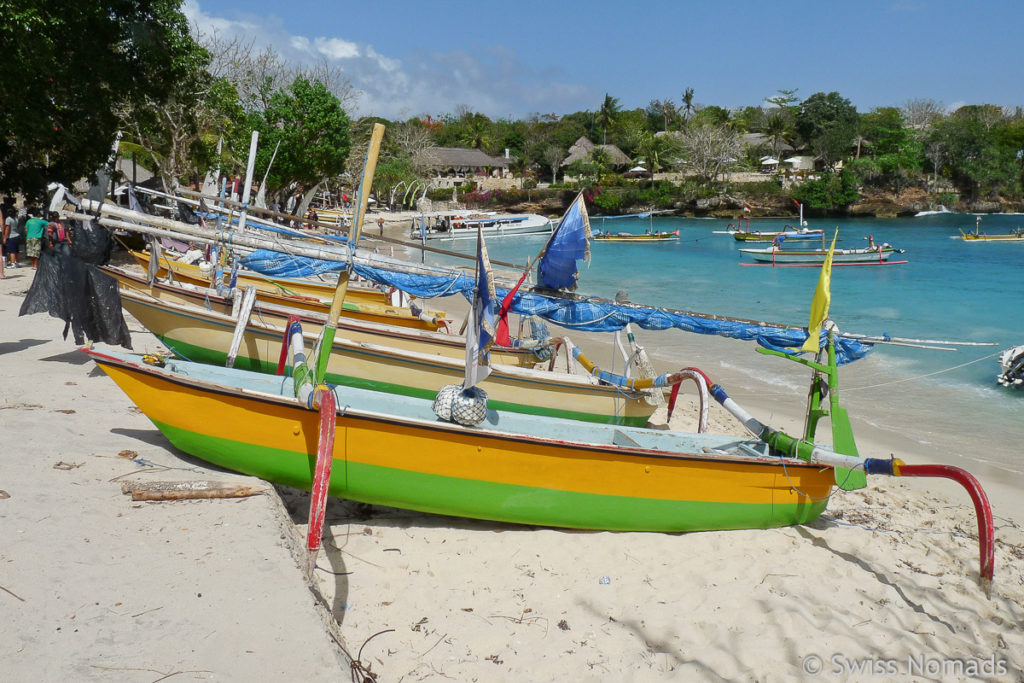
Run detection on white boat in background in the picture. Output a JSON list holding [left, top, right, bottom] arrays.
[[998, 345, 1024, 388], [413, 212, 552, 240], [739, 239, 905, 266]]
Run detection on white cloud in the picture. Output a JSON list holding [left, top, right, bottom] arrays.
[[314, 37, 360, 60], [181, 1, 594, 120]]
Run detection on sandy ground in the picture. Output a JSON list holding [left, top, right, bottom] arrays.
[[2, 263, 1023, 681]]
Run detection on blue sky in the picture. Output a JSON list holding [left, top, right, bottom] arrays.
[[185, 0, 1023, 120]]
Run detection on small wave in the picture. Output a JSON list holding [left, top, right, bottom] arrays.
[[717, 360, 803, 392], [914, 206, 954, 216]]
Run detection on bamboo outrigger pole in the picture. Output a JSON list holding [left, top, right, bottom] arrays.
[[315, 122, 386, 383]]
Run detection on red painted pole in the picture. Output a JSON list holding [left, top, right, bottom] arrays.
[[305, 386, 337, 577]]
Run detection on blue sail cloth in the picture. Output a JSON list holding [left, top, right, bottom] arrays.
[[238, 249, 873, 364], [537, 195, 590, 290]]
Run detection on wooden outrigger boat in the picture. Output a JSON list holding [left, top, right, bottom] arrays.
[[739, 238, 905, 266], [105, 265, 543, 368], [86, 347, 830, 531], [128, 249, 450, 330], [130, 248, 391, 308], [82, 332, 996, 595], [415, 212, 553, 241], [117, 291, 657, 426], [593, 229, 680, 242], [957, 216, 1024, 242], [730, 228, 824, 243], [65, 124, 997, 590]]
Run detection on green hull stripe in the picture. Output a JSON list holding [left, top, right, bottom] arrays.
[[152, 420, 826, 532], [158, 335, 649, 427]]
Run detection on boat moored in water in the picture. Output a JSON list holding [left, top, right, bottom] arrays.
[[998, 345, 1024, 388]]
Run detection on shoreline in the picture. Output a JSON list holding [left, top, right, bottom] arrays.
[[3, 265, 1023, 680]]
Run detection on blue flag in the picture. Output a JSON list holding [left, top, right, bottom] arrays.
[[464, 225, 497, 389], [537, 192, 591, 290]]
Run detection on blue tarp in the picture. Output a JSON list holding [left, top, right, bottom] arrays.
[[238, 249, 873, 364]]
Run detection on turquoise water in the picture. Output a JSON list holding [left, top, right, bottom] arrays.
[[418, 213, 1024, 480]]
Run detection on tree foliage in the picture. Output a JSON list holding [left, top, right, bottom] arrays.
[[0, 0, 200, 199], [796, 92, 859, 169], [791, 169, 860, 208], [249, 77, 351, 195]]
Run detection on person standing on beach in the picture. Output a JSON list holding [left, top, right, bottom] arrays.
[[45, 212, 72, 251], [4, 203, 21, 268], [0, 206, 6, 279], [24, 209, 49, 269]]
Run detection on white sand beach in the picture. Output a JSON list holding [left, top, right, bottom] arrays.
[[2, 266, 1022, 681]]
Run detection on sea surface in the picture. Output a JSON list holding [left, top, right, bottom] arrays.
[[416, 212, 1024, 484]]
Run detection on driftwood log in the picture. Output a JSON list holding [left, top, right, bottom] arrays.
[[121, 480, 267, 502]]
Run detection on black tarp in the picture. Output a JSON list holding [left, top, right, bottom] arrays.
[[69, 220, 114, 265], [19, 245, 132, 348]]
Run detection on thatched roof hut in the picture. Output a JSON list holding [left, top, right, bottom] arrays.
[[560, 136, 631, 167]]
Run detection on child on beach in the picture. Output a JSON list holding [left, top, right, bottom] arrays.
[[23, 209, 49, 269], [45, 212, 72, 250]]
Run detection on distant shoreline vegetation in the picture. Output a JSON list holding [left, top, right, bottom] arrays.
[[3, 6, 1021, 218]]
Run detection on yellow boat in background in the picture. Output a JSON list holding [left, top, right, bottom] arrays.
[[105, 266, 543, 368], [128, 249, 450, 331]]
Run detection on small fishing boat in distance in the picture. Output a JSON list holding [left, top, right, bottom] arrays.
[[957, 216, 1024, 242], [739, 235, 906, 266], [594, 229, 680, 242], [414, 212, 552, 240]]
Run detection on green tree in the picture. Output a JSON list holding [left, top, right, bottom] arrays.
[[250, 77, 351, 194], [0, 0, 201, 199], [762, 110, 795, 160], [597, 94, 621, 144], [765, 88, 800, 112], [856, 107, 921, 196], [796, 92, 859, 169], [646, 99, 678, 132], [791, 169, 860, 208], [930, 106, 1022, 201], [692, 106, 730, 127]]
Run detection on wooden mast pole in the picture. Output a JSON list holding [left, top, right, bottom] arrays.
[[315, 123, 385, 383]]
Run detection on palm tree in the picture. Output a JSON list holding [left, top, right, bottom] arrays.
[[598, 93, 620, 145], [763, 111, 793, 159], [681, 87, 696, 124]]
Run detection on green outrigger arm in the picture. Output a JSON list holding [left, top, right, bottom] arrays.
[[755, 329, 867, 491]]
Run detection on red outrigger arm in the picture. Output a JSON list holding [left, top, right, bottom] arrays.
[[895, 463, 995, 596]]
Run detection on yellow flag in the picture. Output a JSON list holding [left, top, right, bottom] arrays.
[[800, 232, 838, 353]]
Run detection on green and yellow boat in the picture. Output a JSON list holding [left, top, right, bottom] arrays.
[[87, 348, 831, 532]]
